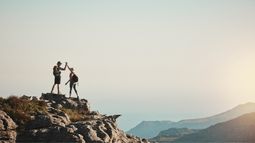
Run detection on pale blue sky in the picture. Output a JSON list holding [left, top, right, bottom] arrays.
[[1, 0, 255, 130]]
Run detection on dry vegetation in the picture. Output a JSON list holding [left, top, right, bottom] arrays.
[[0, 96, 47, 129], [62, 108, 83, 122], [0, 95, 92, 130]]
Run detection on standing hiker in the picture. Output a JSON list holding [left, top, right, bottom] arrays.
[[65, 66, 79, 98], [51, 61, 67, 94]]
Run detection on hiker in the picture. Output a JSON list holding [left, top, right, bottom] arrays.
[[51, 61, 67, 94], [65, 66, 79, 98]]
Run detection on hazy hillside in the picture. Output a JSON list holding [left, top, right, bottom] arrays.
[[150, 128, 199, 143], [127, 121, 175, 139], [172, 102, 255, 129], [176, 112, 255, 142], [128, 102, 255, 138]]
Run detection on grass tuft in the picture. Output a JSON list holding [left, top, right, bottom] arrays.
[[0, 96, 47, 129], [62, 108, 83, 122]]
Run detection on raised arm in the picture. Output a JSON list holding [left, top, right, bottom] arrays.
[[60, 62, 68, 70], [67, 65, 75, 74], [67, 64, 71, 71]]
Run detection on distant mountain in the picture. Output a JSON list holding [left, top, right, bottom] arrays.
[[127, 102, 255, 138], [127, 121, 175, 139], [150, 128, 199, 143], [175, 112, 255, 142]]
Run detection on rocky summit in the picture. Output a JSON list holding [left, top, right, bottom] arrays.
[[0, 93, 149, 143]]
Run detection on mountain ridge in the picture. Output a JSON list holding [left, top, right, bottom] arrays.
[[128, 102, 255, 138], [127, 121, 175, 140], [178, 102, 255, 122], [175, 112, 255, 142]]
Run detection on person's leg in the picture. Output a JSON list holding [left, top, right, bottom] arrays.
[[57, 84, 60, 94], [69, 83, 73, 97], [51, 84, 55, 93], [58, 76, 61, 94], [74, 84, 78, 97]]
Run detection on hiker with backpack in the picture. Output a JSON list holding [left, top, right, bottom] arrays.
[[51, 61, 67, 94], [65, 66, 79, 98]]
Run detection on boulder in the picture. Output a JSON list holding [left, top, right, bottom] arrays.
[[18, 125, 85, 143], [0, 110, 17, 143], [70, 118, 149, 143], [41, 93, 90, 112], [25, 107, 70, 129]]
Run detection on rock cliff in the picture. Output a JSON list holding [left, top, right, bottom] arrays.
[[0, 93, 149, 143]]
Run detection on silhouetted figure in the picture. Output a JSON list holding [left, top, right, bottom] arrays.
[[65, 66, 79, 98], [51, 61, 67, 94]]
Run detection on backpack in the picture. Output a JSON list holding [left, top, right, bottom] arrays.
[[72, 74, 79, 82]]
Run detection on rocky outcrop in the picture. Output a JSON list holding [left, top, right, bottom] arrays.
[[25, 107, 71, 129], [40, 93, 90, 112], [69, 115, 146, 143], [0, 110, 17, 143], [3, 93, 149, 143]]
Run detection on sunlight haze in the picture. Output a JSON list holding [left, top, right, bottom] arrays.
[[1, 0, 255, 130]]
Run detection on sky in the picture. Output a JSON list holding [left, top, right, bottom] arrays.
[[1, 0, 255, 131]]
